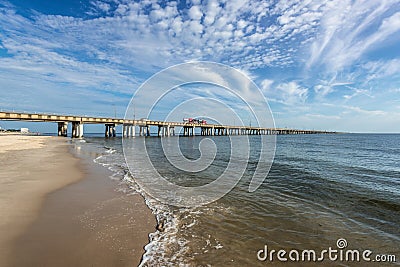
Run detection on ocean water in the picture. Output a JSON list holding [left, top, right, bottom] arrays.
[[78, 134, 400, 266]]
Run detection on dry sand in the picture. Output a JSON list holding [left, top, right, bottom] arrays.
[[0, 135, 82, 265], [0, 135, 155, 267], [0, 134, 47, 152]]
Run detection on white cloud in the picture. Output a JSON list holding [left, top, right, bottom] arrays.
[[203, 0, 220, 25], [343, 105, 386, 116], [1, 0, 362, 74], [188, 5, 203, 20], [314, 76, 353, 98], [0, 0, 399, 132], [305, 113, 341, 120], [96, 1, 111, 13], [314, 84, 333, 97], [307, 0, 400, 71], [363, 59, 400, 80], [260, 79, 274, 93], [343, 86, 373, 100], [268, 80, 308, 106]]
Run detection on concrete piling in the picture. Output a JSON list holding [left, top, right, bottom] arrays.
[[71, 122, 83, 138], [105, 123, 116, 138], [57, 122, 68, 137]]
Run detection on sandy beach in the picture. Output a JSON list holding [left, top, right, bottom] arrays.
[[0, 135, 155, 267]]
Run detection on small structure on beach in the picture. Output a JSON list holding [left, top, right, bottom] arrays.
[[20, 128, 29, 134]]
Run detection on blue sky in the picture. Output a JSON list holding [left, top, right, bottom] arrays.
[[0, 0, 399, 132]]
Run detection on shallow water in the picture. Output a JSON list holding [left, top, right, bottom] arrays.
[[82, 133, 400, 266]]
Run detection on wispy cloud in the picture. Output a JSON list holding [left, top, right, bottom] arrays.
[[305, 113, 341, 120], [307, 0, 400, 72], [363, 59, 400, 80], [342, 105, 386, 116], [314, 77, 353, 98], [343, 86, 373, 100]]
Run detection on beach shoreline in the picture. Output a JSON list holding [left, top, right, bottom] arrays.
[[0, 135, 155, 267]]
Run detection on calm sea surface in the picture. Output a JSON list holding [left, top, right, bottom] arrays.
[[77, 133, 400, 266]]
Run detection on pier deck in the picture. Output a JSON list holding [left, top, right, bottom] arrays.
[[0, 111, 336, 138]]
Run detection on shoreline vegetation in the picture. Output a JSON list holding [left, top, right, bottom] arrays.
[[0, 135, 155, 267]]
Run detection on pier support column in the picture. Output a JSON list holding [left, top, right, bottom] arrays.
[[127, 125, 131, 137], [105, 123, 116, 138], [57, 122, 68, 137], [139, 125, 149, 136], [169, 126, 175, 136], [131, 125, 135, 137], [72, 122, 83, 138], [124, 125, 130, 137], [72, 122, 77, 138], [123, 124, 135, 137], [183, 126, 191, 136], [78, 123, 84, 138]]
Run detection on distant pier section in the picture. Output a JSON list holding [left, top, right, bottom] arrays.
[[0, 111, 337, 138]]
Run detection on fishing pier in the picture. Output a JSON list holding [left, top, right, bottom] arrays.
[[0, 111, 335, 138]]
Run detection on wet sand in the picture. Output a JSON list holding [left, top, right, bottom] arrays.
[[0, 135, 155, 267]]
